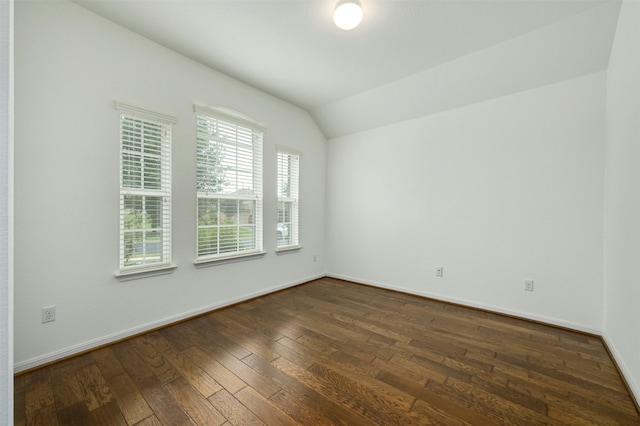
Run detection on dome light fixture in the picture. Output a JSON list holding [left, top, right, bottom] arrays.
[[333, 0, 363, 30]]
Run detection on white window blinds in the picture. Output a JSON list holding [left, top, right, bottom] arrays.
[[117, 102, 175, 273], [277, 149, 299, 249], [195, 105, 263, 261]]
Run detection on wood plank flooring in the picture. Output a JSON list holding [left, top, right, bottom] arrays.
[[14, 277, 640, 425]]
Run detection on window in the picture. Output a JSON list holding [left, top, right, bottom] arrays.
[[195, 105, 264, 262], [116, 103, 175, 274], [277, 148, 299, 249]]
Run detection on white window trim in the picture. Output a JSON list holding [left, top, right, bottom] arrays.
[[275, 246, 302, 254], [194, 104, 265, 133], [115, 102, 178, 125], [115, 102, 177, 278], [194, 104, 264, 264], [115, 264, 177, 281], [276, 146, 300, 251], [193, 251, 267, 267]]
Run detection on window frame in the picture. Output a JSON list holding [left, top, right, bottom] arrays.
[[115, 102, 176, 278], [194, 104, 265, 265], [276, 147, 300, 251]]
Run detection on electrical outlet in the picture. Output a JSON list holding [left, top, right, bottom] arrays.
[[524, 280, 534, 292], [313, 255, 317, 262], [42, 306, 56, 323], [436, 267, 443, 277]]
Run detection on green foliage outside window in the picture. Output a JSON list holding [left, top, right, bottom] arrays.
[[123, 195, 163, 266]]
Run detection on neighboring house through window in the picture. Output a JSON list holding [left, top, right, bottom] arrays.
[[195, 105, 264, 262], [116, 102, 175, 275], [277, 148, 299, 249]]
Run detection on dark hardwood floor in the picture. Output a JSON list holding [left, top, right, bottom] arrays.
[[14, 277, 640, 425]]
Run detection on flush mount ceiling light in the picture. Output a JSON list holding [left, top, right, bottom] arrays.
[[333, 0, 363, 30]]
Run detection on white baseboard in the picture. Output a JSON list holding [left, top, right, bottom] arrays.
[[14, 274, 324, 373], [326, 273, 602, 335], [601, 331, 640, 408], [17, 271, 639, 412]]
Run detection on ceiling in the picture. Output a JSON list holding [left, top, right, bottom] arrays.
[[73, 0, 620, 137]]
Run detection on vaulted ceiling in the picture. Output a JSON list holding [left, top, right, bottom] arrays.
[[74, 0, 621, 138]]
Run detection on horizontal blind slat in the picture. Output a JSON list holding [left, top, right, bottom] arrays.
[[195, 106, 263, 260], [119, 107, 172, 271], [276, 149, 299, 248]]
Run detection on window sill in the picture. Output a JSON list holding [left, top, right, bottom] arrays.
[[115, 264, 177, 281], [194, 251, 266, 268], [275, 245, 302, 255]]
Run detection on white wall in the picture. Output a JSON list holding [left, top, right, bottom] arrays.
[[14, 1, 326, 370], [0, 0, 13, 421], [603, 0, 640, 404], [327, 72, 606, 332]]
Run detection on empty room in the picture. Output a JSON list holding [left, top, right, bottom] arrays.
[[2, 0, 640, 424]]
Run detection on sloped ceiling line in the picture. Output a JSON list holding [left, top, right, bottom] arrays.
[[72, 0, 621, 138]]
